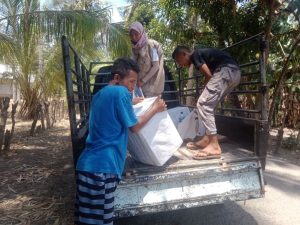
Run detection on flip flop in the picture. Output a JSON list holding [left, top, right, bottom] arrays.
[[186, 141, 203, 150], [192, 150, 221, 160]]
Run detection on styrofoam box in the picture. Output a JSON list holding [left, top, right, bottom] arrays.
[[168, 107, 206, 140], [167, 106, 191, 128], [127, 97, 183, 166]]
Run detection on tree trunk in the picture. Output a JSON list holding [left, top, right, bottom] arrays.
[[184, 10, 198, 106], [3, 101, 19, 151], [30, 117, 38, 136], [10, 101, 18, 139], [186, 65, 196, 106], [269, 36, 300, 126], [293, 129, 300, 151], [274, 126, 284, 154], [44, 102, 51, 129], [274, 87, 292, 154], [0, 97, 10, 151], [40, 103, 45, 130], [264, 0, 276, 62], [19, 87, 40, 120], [3, 130, 11, 152], [30, 103, 41, 136], [60, 100, 65, 120], [51, 100, 57, 127], [57, 101, 61, 121], [61, 100, 65, 119]]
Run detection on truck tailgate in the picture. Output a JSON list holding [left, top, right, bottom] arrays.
[[115, 142, 264, 218]]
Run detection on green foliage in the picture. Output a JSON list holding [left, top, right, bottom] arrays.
[[125, 0, 269, 59], [124, 0, 299, 127], [0, 0, 131, 118], [0, 0, 298, 125], [107, 23, 131, 59], [126, 0, 156, 27]]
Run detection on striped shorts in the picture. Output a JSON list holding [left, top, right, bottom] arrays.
[[75, 171, 119, 225]]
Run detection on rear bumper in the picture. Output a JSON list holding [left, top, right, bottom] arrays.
[[114, 159, 264, 218]]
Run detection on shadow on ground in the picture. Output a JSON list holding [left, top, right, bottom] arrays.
[[115, 201, 259, 225]]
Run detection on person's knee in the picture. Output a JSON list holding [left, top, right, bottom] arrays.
[[197, 94, 207, 108], [197, 101, 214, 115]]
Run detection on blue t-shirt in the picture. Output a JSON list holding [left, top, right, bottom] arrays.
[[76, 85, 138, 178]]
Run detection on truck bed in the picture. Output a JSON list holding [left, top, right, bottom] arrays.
[[115, 138, 264, 218], [124, 138, 256, 177]]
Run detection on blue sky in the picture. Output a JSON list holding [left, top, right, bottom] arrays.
[[111, 0, 128, 7], [109, 0, 129, 22], [41, 0, 128, 6], [40, 0, 129, 22]]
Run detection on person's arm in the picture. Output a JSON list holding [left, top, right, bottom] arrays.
[[139, 61, 159, 86], [138, 47, 161, 86], [198, 63, 212, 86], [130, 97, 166, 133], [132, 97, 144, 105], [191, 51, 212, 86]]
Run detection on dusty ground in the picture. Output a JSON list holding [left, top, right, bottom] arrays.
[[0, 119, 74, 225], [0, 119, 299, 225]]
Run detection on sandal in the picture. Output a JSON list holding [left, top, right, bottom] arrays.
[[192, 150, 221, 160]]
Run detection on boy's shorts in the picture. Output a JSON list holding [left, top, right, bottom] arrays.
[[75, 171, 119, 225]]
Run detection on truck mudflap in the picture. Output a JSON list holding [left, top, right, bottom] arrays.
[[114, 159, 264, 218]]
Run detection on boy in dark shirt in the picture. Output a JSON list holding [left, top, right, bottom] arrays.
[[172, 46, 241, 160]]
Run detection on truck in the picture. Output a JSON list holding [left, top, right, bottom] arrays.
[[61, 33, 268, 218]]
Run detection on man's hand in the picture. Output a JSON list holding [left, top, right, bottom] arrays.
[[132, 97, 144, 105], [199, 64, 212, 86], [152, 97, 166, 112], [204, 77, 210, 86], [130, 96, 167, 133]]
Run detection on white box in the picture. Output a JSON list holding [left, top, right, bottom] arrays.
[[127, 97, 183, 166]]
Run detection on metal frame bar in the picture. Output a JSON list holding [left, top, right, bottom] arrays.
[[239, 61, 260, 68], [219, 108, 261, 113], [74, 55, 85, 120], [61, 36, 80, 165], [239, 81, 260, 86], [221, 32, 264, 50], [61, 36, 90, 134], [241, 71, 260, 77], [231, 90, 260, 94]]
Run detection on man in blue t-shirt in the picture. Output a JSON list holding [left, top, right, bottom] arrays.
[[75, 58, 166, 225]]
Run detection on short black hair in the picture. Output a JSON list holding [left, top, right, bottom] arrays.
[[111, 57, 140, 79], [172, 45, 192, 59]]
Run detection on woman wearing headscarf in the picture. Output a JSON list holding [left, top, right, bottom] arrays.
[[129, 21, 165, 97]]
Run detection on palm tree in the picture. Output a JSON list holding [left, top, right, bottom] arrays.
[[0, 0, 131, 118]]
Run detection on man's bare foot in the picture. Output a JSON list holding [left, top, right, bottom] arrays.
[[186, 135, 210, 150], [192, 135, 222, 160]]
